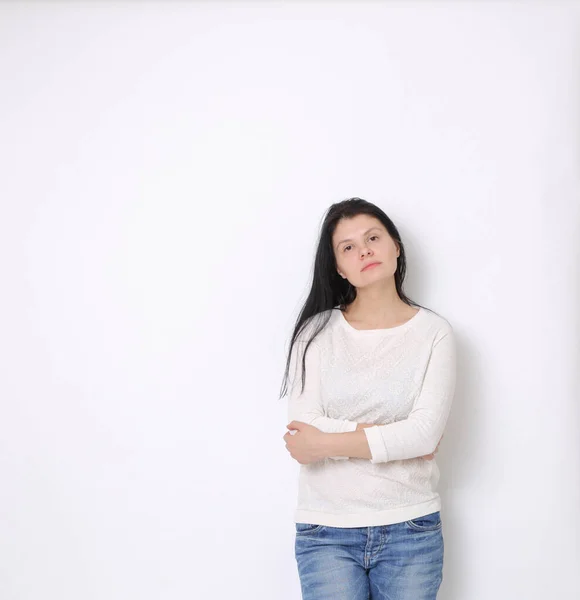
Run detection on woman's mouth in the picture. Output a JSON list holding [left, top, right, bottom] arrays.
[[362, 262, 381, 272]]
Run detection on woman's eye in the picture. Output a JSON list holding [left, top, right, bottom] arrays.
[[343, 236, 378, 252]]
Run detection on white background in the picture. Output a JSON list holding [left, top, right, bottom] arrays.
[[1, 1, 579, 598]]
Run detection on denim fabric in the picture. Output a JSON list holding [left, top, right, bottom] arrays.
[[294, 511, 443, 600]]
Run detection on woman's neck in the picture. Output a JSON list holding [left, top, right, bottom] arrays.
[[343, 286, 416, 328]]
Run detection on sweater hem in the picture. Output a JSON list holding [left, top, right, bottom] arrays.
[[294, 497, 441, 528]]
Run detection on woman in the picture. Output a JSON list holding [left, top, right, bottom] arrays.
[[280, 197, 457, 600]]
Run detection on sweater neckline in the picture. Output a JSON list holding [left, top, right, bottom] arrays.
[[335, 306, 424, 334]]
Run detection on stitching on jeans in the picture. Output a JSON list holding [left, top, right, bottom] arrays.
[[405, 517, 442, 531], [295, 524, 324, 535]]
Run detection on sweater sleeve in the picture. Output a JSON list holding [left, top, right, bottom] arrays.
[[286, 338, 359, 460], [363, 328, 457, 463]]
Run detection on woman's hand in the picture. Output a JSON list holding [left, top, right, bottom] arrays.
[[421, 435, 443, 460], [284, 421, 329, 464]]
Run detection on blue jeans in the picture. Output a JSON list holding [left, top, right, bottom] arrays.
[[294, 511, 443, 600]]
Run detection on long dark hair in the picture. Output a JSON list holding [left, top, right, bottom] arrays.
[[279, 197, 437, 399]]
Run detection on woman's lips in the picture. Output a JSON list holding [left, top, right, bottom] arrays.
[[362, 262, 381, 271]]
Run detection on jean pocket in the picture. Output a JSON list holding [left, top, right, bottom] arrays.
[[405, 511, 442, 531], [295, 522, 324, 535]]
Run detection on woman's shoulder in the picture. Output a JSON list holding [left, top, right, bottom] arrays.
[[295, 309, 330, 336], [418, 307, 454, 341], [294, 308, 337, 345]]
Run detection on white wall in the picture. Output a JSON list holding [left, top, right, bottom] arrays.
[[1, 1, 579, 598]]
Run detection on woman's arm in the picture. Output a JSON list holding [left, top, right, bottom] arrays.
[[322, 329, 457, 463], [286, 338, 360, 459]]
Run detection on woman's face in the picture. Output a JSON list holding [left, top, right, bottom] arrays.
[[332, 214, 399, 288]]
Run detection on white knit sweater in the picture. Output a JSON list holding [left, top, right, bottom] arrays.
[[286, 306, 457, 527]]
